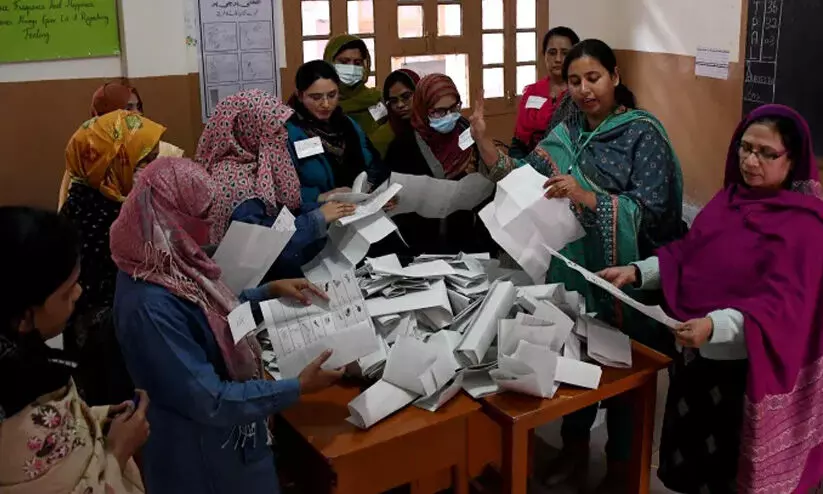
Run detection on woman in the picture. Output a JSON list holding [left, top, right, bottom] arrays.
[[323, 34, 385, 140], [286, 60, 387, 204], [195, 89, 355, 279], [60, 110, 165, 406], [470, 39, 684, 488], [370, 69, 421, 158], [111, 158, 344, 494], [510, 26, 580, 158], [0, 206, 148, 493], [384, 73, 494, 255], [601, 105, 823, 493], [58, 81, 183, 210]]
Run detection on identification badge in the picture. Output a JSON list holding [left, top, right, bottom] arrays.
[[525, 95, 548, 110], [458, 128, 475, 151], [294, 136, 324, 159], [369, 102, 389, 121]]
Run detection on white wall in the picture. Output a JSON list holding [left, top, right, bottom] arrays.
[[550, 0, 743, 61]]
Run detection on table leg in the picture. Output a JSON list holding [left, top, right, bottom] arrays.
[[628, 373, 658, 494], [502, 424, 530, 494]]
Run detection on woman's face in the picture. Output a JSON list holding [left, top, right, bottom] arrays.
[[334, 48, 366, 69], [738, 123, 793, 190], [545, 36, 574, 79], [566, 55, 618, 120], [429, 94, 461, 119], [387, 81, 414, 120], [300, 78, 340, 121], [20, 264, 82, 340], [126, 92, 142, 114]]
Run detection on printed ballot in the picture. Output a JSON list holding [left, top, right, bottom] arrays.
[[390, 172, 494, 219], [337, 182, 402, 226]]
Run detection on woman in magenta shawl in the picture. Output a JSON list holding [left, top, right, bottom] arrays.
[[600, 104, 823, 493]]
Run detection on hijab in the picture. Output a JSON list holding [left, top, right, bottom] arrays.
[[411, 74, 475, 178], [195, 89, 301, 243], [383, 68, 420, 136], [65, 110, 166, 202], [657, 105, 823, 492], [323, 35, 382, 121], [90, 81, 141, 117], [109, 158, 261, 382]]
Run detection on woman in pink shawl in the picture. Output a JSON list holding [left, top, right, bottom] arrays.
[[600, 104, 823, 492]]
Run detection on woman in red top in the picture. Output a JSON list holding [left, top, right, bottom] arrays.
[[510, 26, 580, 158]]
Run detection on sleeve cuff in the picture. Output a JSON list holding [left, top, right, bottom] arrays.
[[240, 284, 272, 303], [276, 377, 302, 406], [708, 309, 745, 345], [631, 256, 660, 290], [307, 208, 328, 240]]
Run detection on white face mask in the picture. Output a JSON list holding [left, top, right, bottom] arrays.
[[335, 64, 364, 86]]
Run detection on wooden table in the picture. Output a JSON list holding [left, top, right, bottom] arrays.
[[481, 341, 671, 494], [276, 381, 480, 494]]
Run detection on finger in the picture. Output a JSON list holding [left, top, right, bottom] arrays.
[[286, 285, 311, 304], [135, 389, 149, 412], [305, 281, 329, 300], [309, 349, 333, 369], [324, 368, 345, 380], [546, 176, 564, 185]]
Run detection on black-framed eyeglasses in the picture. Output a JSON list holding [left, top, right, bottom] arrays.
[[428, 102, 462, 119], [386, 91, 413, 108], [738, 141, 787, 163]]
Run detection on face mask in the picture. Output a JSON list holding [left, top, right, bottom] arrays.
[[429, 112, 461, 134], [335, 64, 364, 86]]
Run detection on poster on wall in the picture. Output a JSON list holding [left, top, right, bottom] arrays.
[[196, 0, 281, 122]]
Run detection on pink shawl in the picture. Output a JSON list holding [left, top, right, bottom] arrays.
[[195, 89, 299, 243], [110, 157, 261, 381], [658, 105, 823, 492]]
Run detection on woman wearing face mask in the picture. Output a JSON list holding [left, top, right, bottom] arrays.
[[60, 110, 165, 407], [0, 206, 149, 493], [323, 35, 385, 141], [385, 73, 494, 255], [510, 26, 580, 158], [286, 60, 387, 204], [369, 69, 421, 158], [111, 158, 343, 494], [599, 105, 823, 493], [471, 39, 684, 491]]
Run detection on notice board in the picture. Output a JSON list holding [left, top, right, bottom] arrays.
[[0, 0, 120, 63]]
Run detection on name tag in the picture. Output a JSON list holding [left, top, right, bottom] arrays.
[[227, 302, 258, 344], [525, 95, 548, 110], [369, 102, 389, 121], [458, 128, 475, 151], [294, 136, 324, 159]]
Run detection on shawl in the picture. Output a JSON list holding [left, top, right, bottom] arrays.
[[658, 104, 823, 493], [323, 34, 383, 135], [109, 158, 261, 382], [195, 89, 300, 243], [411, 74, 475, 178], [65, 110, 165, 202]]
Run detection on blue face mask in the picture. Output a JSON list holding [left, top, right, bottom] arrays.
[[429, 112, 461, 134]]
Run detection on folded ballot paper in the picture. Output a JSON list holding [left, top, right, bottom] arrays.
[[326, 171, 371, 203], [336, 181, 403, 227], [389, 172, 494, 219], [456, 281, 517, 365], [213, 208, 297, 295]]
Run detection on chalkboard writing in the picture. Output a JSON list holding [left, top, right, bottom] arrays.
[[0, 0, 120, 63], [743, 0, 823, 154]]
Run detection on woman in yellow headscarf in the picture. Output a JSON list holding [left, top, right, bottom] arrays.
[[60, 110, 165, 407]]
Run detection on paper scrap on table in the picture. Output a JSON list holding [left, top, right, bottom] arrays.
[[347, 379, 417, 429], [261, 269, 379, 378], [456, 281, 517, 365], [383, 336, 456, 397], [213, 208, 296, 294], [545, 246, 682, 329], [695, 46, 730, 80], [491, 340, 558, 399], [337, 182, 402, 226], [390, 172, 494, 219], [461, 368, 500, 399], [582, 316, 632, 368], [328, 212, 399, 265], [555, 356, 602, 389]]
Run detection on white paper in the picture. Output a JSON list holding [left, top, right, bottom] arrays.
[[532, 300, 575, 352], [498, 318, 554, 357], [368, 255, 456, 279], [337, 183, 403, 226], [584, 316, 632, 368], [294, 136, 324, 159], [301, 243, 354, 283], [383, 337, 456, 397], [414, 372, 465, 412], [461, 368, 500, 398], [545, 246, 682, 329], [456, 281, 516, 365], [356, 335, 389, 377], [328, 213, 398, 265], [369, 102, 389, 121], [262, 270, 379, 378], [555, 356, 602, 389], [492, 341, 558, 399], [525, 95, 548, 110], [563, 332, 583, 360], [227, 302, 258, 344], [695, 46, 730, 80], [458, 128, 475, 150], [390, 172, 494, 219], [242, 51, 274, 81], [367, 280, 452, 321], [347, 379, 418, 429]]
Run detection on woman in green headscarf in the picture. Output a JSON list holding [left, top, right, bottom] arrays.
[[323, 34, 385, 143]]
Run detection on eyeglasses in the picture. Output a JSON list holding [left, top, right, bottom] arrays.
[[306, 91, 339, 104], [386, 91, 413, 108], [428, 102, 462, 119], [738, 141, 787, 163]]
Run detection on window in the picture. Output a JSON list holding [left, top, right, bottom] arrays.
[[392, 54, 470, 104], [514, 0, 538, 94]]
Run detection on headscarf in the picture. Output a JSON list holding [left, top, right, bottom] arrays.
[[110, 158, 261, 382], [90, 81, 142, 117], [383, 68, 421, 136], [411, 74, 475, 178], [65, 110, 166, 202], [195, 89, 300, 243], [323, 34, 383, 131], [657, 105, 823, 493]]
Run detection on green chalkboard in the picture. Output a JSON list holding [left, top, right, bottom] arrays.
[[0, 0, 120, 63]]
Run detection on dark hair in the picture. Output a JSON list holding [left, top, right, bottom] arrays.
[[295, 60, 341, 93], [542, 26, 580, 54], [382, 70, 417, 101], [746, 116, 804, 166], [562, 38, 637, 109], [0, 207, 79, 334]]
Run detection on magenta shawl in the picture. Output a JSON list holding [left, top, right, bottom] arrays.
[[658, 105, 823, 492]]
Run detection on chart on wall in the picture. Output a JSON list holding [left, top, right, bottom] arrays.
[[197, 0, 280, 121], [0, 0, 120, 63], [743, 0, 823, 155]]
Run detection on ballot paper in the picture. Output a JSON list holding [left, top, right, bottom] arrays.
[[337, 182, 402, 226], [262, 270, 379, 378], [328, 212, 399, 265], [583, 316, 632, 368], [532, 300, 575, 352], [390, 172, 494, 219], [462, 368, 500, 399], [497, 318, 554, 356], [212, 208, 296, 294], [367, 280, 452, 323], [414, 372, 465, 412], [456, 281, 517, 365], [518, 284, 586, 318], [367, 254, 456, 279], [355, 335, 390, 378], [383, 337, 456, 397], [327, 171, 370, 203], [545, 246, 682, 329], [301, 243, 354, 283], [491, 340, 559, 399], [554, 356, 602, 389], [347, 379, 418, 429]]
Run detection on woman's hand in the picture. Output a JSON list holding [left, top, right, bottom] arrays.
[[544, 175, 597, 210], [318, 187, 352, 203], [598, 266, 638, 289], [106, 389, 150, 471], [383, 198, 398, 212], [267, 279, 328, 305], [675, 318, 714, 348], [298, 350, 344, 394], [469, 97, 487, 142], [320, 201, 357, 224]]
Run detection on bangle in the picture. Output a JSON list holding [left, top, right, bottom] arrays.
[[631, 265, 642, 288]]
